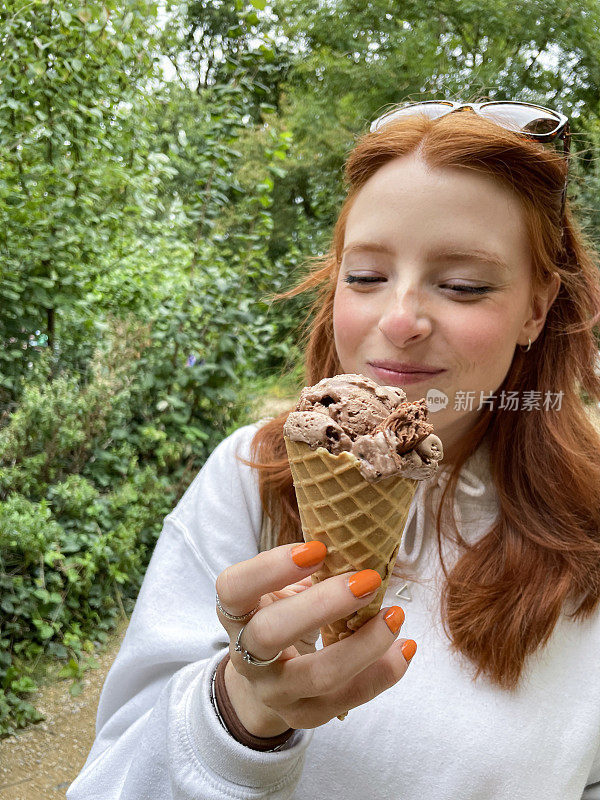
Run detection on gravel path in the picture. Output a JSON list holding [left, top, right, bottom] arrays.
[[0, 620, 129, 799]]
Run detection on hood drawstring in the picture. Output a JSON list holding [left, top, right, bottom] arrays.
[[397, 464, 488, 565]]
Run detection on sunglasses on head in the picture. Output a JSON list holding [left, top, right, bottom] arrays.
[[369, 100, 571, 218]]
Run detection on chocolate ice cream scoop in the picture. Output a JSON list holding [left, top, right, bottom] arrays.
[[374, 399, 434, 454], [284, 411, 352, 455], [283, 373, 443, 481], [296, 374, 406, 438]]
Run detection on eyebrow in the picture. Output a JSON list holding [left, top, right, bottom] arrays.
[[429, 247, 511, 273], [342, 242, 394, 257], [341, 242, 511, 272]]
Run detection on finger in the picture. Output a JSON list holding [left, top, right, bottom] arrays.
[[215, 541, 327, 623], [278, 605, 404, 701], [293, 575, 314, 590], [294, 627, 320, 657], [272, 575, 314, 600], [295, 638, 413, 727], [238, 568, 383, 663]]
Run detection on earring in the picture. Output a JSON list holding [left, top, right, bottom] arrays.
[[520, 337, 532, 353]]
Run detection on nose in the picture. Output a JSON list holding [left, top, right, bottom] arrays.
[[377, 287, 432, 347]]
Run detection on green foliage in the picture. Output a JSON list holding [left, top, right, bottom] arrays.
[[2, 0, 600, 736], [0, 334, 177, 735], [0, 1, 162, 400]]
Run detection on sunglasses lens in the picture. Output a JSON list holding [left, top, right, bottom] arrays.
[[371, 102, 454, 131], [479, 103, 562, 135]]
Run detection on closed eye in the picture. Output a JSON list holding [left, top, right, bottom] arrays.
[[343, 276, 491, 295], [343, 275, 384, 284], [441, 284, 492, 295]]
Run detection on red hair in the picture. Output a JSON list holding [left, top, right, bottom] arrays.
[[241, 112, 600, 690]]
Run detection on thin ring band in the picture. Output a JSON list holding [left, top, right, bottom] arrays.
[[215, 592, 260, 623], [235, 625, 284, 667]]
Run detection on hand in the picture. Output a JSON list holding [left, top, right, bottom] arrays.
[[215, 541, 414, 736]]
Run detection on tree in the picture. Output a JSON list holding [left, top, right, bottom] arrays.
[[0, 0, 161, 402]]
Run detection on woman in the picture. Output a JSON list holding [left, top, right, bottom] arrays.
[[68, 101, 600, 799]]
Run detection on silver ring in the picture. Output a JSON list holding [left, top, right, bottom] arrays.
[[215, 592, 260, 623], [235, 625, 283, 667]]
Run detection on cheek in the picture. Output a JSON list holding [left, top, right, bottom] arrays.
[[449, 308, 517, 374], [332, 290, 368, 357]]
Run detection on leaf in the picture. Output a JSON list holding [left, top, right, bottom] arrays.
[[58, 659, 79, 679], [36, 622, 54, 640], [116, 42, 131, 59], [251, 0, 267, 8], [47, 643, 68, 659], [69, 681, 83, 697], [59, 10, 72, 26], [269, 165, 287, 178], [10, 676, 37, 694], [1, 598, 14, 613]]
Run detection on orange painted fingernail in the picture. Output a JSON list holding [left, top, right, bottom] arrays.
[[384, 606, 405, 635], [291, 540, 327, 568], [348, 569, 382, 598], [402, 639, 417, 664]]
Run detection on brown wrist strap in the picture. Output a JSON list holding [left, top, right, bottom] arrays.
[[213, 653, 295, 752]]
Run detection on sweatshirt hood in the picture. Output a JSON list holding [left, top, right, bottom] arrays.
[[397, 438, 498, 566]]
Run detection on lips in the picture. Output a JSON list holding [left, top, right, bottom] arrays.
[[367, 360, 446, 388], [368, 360, 445, 375]]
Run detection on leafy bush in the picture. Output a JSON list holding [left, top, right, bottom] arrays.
[[0, 328, 180, 734], [0, 257, 306, 734]]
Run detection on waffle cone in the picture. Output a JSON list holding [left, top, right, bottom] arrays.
[[284, 436, 417, 648]]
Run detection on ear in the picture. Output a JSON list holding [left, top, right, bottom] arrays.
[[518, 271, 561, 347]]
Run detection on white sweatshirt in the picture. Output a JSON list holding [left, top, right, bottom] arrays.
[[67, 422, 600, 800]]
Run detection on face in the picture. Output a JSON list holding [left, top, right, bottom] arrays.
[[333, 155, 559, 462]]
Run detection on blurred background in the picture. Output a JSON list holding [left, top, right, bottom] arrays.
[[1, 0, 600, 791]]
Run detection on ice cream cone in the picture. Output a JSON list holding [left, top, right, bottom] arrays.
[[282, 375, 442, 720], [284, 435, 417, 647]]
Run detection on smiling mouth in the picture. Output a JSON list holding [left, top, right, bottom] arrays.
[[368, 362, 445, 376], [378, 368, 442, 375]]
